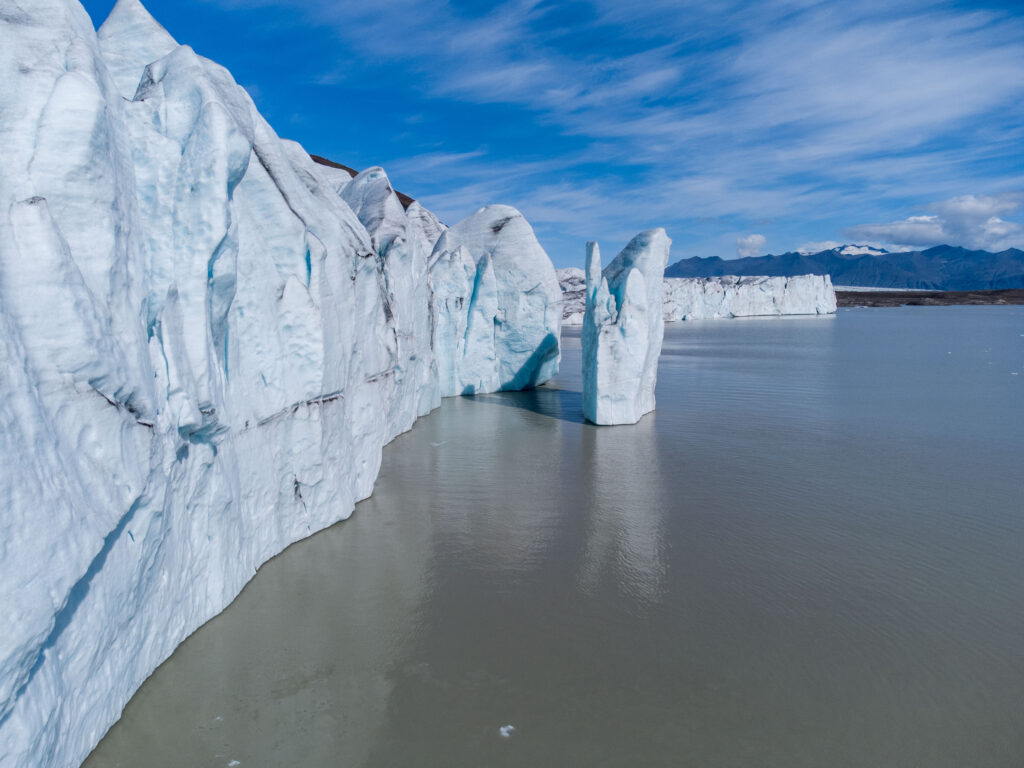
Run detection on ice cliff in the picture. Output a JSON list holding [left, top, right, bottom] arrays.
[[582, 231, 670, 426], [558, 267, 587, 326], [0, 1, 557, 765], [661, 275, 836, 320], [430, 205, 562, 396], [559, 270, 836, 324]]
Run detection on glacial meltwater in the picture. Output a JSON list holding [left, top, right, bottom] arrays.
[[86, 307, 1024, 767]]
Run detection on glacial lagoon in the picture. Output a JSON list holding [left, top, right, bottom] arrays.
[[86, 307, 1024, 767]]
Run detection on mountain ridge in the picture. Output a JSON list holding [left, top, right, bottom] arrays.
[[665, 244, 1024, 290]]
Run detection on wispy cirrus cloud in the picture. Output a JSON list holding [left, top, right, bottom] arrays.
[[114, 0, 1024, 264]]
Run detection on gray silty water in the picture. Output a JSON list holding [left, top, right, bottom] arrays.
[[86, 307, 1024, 767]]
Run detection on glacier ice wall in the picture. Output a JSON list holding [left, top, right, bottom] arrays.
[[662, 274, 836, 321], [338, 166, 443, 425], [557, 267, 587, 326], [430, 205, 562, 396], [582, 230, 670, 426], [0, 1, 551, 765], [560, 270, 836, 325]]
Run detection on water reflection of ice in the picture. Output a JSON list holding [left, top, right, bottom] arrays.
[[87, 313, 1024, 768], [84, 432, 438, 768], [424, 394, 566, 574], [577, 413, 668, 607]]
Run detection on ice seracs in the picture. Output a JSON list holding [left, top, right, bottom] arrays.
[[97, 0, 177, 98], [0, 2, 551, 766], [556, 267, 586, 326], [582, 230, 670, 426], [339, 166, 442, 423], [430, 205, 562, 396]]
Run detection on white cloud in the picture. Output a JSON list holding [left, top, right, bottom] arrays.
[[736, 234, 766, 257], [797, 240, 844, 254], [845, 193, 1024, 251], [845, 215, 946, 247], [202, 0, 1024, 263], [386, 149, 488, 175]]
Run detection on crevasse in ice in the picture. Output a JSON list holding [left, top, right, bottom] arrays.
[[559, 269, 836, 325], [0, 1, 559, 765]]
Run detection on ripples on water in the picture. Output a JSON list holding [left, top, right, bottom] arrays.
[[87, 307, 1024, 767]]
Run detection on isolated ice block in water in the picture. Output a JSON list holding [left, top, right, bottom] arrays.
[[582, 230, 670, 425]]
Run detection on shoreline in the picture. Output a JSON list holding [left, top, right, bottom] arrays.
[[837, 288, 1024, 307]]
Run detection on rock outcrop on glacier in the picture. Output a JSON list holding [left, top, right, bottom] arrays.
[[430, 205, 562, 396], [559, 271, 836, 324], [0, 2, 555, 766], [582, 231, 671, 425]]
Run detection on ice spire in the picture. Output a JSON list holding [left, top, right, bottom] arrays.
[[98, 0, 179, 99], [582, 229, 670, 425]]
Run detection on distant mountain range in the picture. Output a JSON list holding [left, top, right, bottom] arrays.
[[665, 244, 1024, 290]]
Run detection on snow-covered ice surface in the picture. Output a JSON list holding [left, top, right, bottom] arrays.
[[582, 231, 670, 425], [430, 205, 562, 396], [0, 2, 556, 766], [561, 272, 836, 325]]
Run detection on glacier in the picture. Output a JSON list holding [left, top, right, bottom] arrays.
[[661, 275, 836, 321], [582, 231, 670, 426], [559, 270, 836, 324], [558, 267, 587, 326], [430, 205, 562, 396], [0, 1, 558, 766]]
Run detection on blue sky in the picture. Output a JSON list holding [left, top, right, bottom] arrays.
[[81, 0, 1024, 267]]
